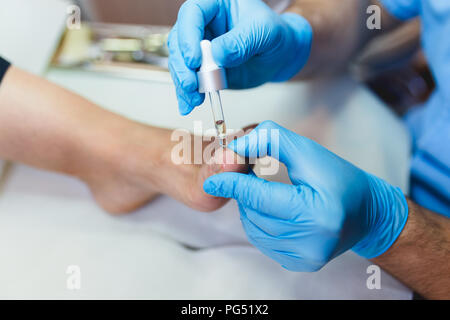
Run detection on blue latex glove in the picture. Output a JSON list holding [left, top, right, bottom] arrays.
[[203, 121, 409, 271], [167, 0, 313, 115]]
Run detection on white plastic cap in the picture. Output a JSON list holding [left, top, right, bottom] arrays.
[[197, 39, 227, 92], [200, 40, 220, 72]]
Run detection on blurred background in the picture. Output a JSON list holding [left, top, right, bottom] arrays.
[[54, 0, 433, 116], [75, 0, 184, 25]]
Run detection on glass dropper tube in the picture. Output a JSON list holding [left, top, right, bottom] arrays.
[[208, 90, 227, 147]]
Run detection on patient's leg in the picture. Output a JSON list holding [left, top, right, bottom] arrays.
[[82, 125, 250, 214], [0, 66, 248, 214]]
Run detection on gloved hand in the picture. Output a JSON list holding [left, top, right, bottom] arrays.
[[168, 0, 313, 115], [203, 121, 409, 271]]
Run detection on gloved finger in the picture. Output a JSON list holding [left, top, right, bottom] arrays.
[[249, 242, 318, 272], [177, 0, 223, 69], [239, 170, 315, 238], [168, 26, 205, 114], [227, 120, 324, 186], [244, 206, 306, 238], [204, 171, 304, 220], [240, 209, 323, 272], [168, 61, 204, 115], [240, 210, 320, 271], [211, 23, 256, 68], [277, 252, 324, 272], [239, 206, 284, 246], [240, 204, 307, 250], [227, 120, 302, 166], [211, 18, 278, 69]]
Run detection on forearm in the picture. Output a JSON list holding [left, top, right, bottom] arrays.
[[372, 199, 450, 300], [0, 66, 140, 179], [286, 0, 400, 77]]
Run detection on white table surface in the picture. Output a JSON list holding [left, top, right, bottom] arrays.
[[0, 66, 413, 299]]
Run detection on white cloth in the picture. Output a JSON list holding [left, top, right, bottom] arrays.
[[0, 164, 411, 299]]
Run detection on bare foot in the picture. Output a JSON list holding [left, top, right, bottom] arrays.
[[81, 124, 252, 214]]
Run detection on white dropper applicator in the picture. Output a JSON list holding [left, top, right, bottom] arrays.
[[197, 40, 228, 146]]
